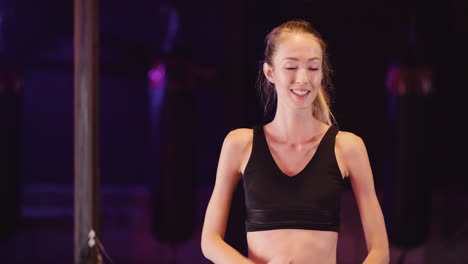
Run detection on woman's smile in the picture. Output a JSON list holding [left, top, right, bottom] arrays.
[[290, 88, 311, 98]]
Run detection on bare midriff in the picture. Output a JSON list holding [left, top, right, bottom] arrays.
[[247, 229, 338, 264]]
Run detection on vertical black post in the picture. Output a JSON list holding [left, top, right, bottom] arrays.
[[74, 0, 100, 263]]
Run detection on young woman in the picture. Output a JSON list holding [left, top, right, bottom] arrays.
[[201, 19, 389, 264]]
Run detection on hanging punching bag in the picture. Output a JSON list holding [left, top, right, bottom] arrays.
[[151, 53, 197, 244], [149, 3, 197, 246], [383, 48, 433, 249], [0, 68, 22, 240]]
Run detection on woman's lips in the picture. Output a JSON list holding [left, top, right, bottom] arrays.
[[290, 89, 310, 97]]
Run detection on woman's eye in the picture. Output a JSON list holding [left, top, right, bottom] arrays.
[[309, 68, 319, 71], [286, 67, 297, 70]]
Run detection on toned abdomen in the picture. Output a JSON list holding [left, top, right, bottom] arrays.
[[247, 229, 338, 264]]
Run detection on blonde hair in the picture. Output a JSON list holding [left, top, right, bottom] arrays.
[[256, 19, 336, 125]]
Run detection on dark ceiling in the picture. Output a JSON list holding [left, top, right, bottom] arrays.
[[2, 0, 466, 70]]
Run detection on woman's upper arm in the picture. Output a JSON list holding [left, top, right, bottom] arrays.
[[202, 128, 252, 240], [337, 132, 389, 254]]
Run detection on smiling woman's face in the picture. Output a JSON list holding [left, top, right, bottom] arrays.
[[263, 33, 323, 110]]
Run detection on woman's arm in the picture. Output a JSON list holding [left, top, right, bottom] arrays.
[[337, 132, 390, 264], [201, 129, 256, 264]]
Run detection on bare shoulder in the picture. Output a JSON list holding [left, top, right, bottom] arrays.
[[218, 128, 253, 179], [335, 130, 368, 157], [220, 128, 254, 171], [335, 130, 370, 179], [224, 128, 253, 147]]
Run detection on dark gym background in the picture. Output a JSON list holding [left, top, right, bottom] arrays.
[[0, 0, 467, 263]]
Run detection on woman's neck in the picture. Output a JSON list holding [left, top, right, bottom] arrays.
[[267, 106, 326, 144]]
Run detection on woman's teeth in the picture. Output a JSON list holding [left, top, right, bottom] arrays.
[[291, 89, 310, 96]]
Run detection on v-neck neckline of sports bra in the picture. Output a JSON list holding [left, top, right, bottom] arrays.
[[260, 125, 333, 178]]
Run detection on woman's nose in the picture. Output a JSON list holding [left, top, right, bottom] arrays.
[[295, 68, 309, 84]]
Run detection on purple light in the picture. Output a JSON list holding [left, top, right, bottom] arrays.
[[148, 64, 166, 89]]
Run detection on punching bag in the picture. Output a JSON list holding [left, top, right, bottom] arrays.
[[384, 60, 433, 249], [151, 54, 197, 244], [149, 2, 197, 246], [0, 68, 22, 240], [383, 14, 434, 250]]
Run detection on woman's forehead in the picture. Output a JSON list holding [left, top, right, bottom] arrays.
[[275, 33, 322, 61]]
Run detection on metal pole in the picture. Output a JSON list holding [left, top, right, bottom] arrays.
[[74, 0, 100, 263]]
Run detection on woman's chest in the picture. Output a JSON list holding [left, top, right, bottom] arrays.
[[268, 141, 320, 177]]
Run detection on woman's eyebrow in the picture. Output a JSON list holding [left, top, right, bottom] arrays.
[[282, 57, 321, 61]]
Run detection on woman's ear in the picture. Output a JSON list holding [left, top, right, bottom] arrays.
[[263, 62, 275, 83]]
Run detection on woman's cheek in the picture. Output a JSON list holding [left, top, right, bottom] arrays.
[[311, 74, 322, 86]]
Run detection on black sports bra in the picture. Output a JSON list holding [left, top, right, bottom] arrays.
[[242, 125, 345, 232]]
